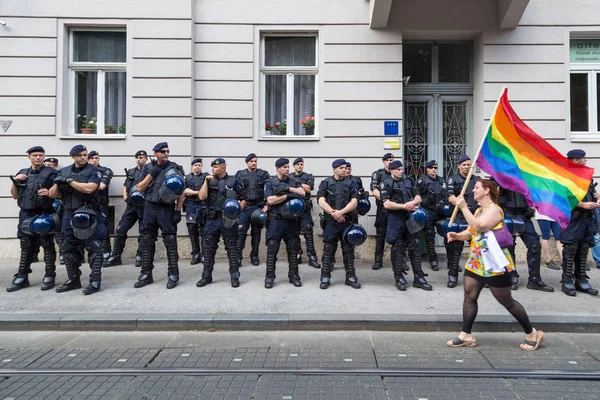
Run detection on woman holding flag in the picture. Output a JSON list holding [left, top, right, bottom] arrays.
[[446, 179, 544, 351]]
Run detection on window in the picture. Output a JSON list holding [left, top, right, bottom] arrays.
[[570, 39, 600, 135], [403, 42, 471, 84], [261, 35, 317, 137], [69, 30, 127, 135]]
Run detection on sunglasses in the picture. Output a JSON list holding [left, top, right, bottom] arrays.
[[429, 166, 438, 169], [159, 150, 170, 154]]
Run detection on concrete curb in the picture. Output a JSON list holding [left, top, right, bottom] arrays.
[[0, 313, 598, 333]]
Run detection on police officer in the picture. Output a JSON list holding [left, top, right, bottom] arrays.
[[263, 158, 305, 288], [49, 144, 107, 295], [7, 146, 58, 292], [197, 158, 246, 288], [184, 158, 208, 265], [31, 157, 62, 264], [87, 151, 114, 262], [381, 160, 432, 291], [345, 162, 367, 223], [446, 155, 479, 288], [235, 153, 270, 266], [292, 157, 320, 268], [498, 186, 554, 292], [561, 149, 599, 296], [105, 150, 148, 267], [317, 159, 361, 289], [416, 160, 446, 271], [134, 142, 185, 289], [371, 153, 400, 270]]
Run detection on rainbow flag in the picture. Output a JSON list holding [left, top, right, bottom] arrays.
[[475, 89, 594, 229]]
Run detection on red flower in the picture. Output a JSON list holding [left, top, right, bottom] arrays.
[[300, 119, 306, 125]]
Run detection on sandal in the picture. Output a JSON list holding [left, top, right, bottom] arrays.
[[446, 336, 477, 347], [520, 330, 545, 351]]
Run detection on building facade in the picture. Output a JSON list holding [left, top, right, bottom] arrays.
[[1, 0, 598, 253]]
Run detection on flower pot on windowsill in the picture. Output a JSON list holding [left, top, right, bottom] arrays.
[[118, 129, 126, 134], [80, 128, 95, 134], [105, 129, 116, 134], [304, 127, 314, 136]]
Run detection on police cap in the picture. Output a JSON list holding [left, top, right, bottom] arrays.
[[332, 159, 347, 168], [275, 158, 289, 168], [69, 144, 87, 156], [457, 155, 471, 165], [567, 149, 586, 159], [87, 150, 99, 158], [245, 153, 257, 163], [425, 160, 438, 168], [381, 152, 394, 161], [346, 162, 352, 168], [135, 150, 147, 157], [293, 157, 304, 165], [191, 157, 203, 165], [44, 157, 58, 164], [389, 160, 403, 170], [211, 158, 226, 166], [152, 142, 168, 152], [26, 146, 45, 154]]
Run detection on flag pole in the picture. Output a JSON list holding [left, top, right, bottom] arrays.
[[448, 86, 507, 225]]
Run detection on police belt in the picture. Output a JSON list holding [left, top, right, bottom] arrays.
[[267, 212, 284, 220], [205, 209, 223, 219], [246, 199, 263, 207], [389, 209, 409, 218]]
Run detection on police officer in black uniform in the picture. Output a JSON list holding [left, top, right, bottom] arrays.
[[561, 149, 599, 297], [31, 157, 62, 264], [446, 155, 479, 288], [371, 153, 399, 270], [49, 144, 107, 295], [197, 158, 246, 288], [184, 158, 208, 265], [317, 159, 361, 289], [105, 150, 148, 267], [498, 186, 554, 292], [292, 157, 320, 268], [134, 142, 185, 289], [7, 146, 58, 292], [263, 158, 305, 288], [235, 153, 270, 266], [381, 160, 432, 291], [87, 151, 114, 262], [345, 162, 367, 224], [416, 160, 446, 271]]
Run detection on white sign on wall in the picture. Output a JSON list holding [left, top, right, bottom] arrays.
[[571, 39, 600, 63]]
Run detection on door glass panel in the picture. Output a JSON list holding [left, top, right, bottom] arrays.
[[403, 102, 428, 182], [439, 43, 471, 83], [443, 102, 468, 178], [403, 43, 432, 83], [571, 73, 588, 132]]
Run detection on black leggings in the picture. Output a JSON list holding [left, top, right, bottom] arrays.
[[462, 275, 533, 334]]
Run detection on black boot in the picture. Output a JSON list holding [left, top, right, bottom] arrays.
[[187, 223, 202, 265], [101, 233, 112, 262], [250, 229, 261, 266], [83, 243, 103, 295], [341, 241, 361, 289], [265, 239, 279, 288], [391, 242, 407, 291], [197, 234, 217, 287], [40, 235, 57, 291], [105, 235, 126, 267], [7, 237, 34, 292], [561, 243, 577, 296], [135, 237, 143, 267], [372, 233, 385, 270], [56, 246, 82, 293], [225, 236, 241, 287], [320, 242, 336, 289], [134, 235, 155, 288], [236, 227, 247, 266], [286, 237, 302, 287], [575, 242, 598, 295], [409, 238, 432, 291], [425, 228, 439, 271], [297, 246, 303, 265], [165, 235, 179, 289], [447, 241, 462, 288], [304, 230, 321, 269]]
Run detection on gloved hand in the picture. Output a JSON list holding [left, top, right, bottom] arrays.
[[172, 210, 182, 225], [149, 164, 162, 178], [272, 184, 290, 196], [54, 175, 68, 185]]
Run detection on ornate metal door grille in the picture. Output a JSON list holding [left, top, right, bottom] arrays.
[[403, 102, 428, 182], [442, 102, 468, 178]]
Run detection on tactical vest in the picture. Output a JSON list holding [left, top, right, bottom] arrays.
[[447, 173, 479, 210], [499, 189, 529, 213], [294, 171, 314, 201], [371, 168, 392, 207], [418, 174, 446, 210], [573, 181, 596, 214], [95, 165, 113, 207], [321, 176, 355, 220], [382, 177, 413, 215], [184, 172, 208, 207], [61, 163, 100, 210], [146, 161, 184, 204], [206, 174, 238, 211], [16, 166, 56, 211], [124, 166, 145, 195], [268, 175, 299, 219], [237, 169, 269, 203]]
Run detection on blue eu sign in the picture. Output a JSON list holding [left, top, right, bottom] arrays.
[[384, 121, 399, 135]]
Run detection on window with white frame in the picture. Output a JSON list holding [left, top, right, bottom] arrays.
[[570, 38, 600, 136], [69, 30, 127, 135], [261, 35, 317, 137]]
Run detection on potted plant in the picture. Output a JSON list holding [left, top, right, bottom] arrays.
[[118, 124, 126, 134], [300, 115, 315, 135], [275, 120, 287, 135], [78, 115, 97, 134], [265, 122, 273, 135], [105, 125, 116, 134]]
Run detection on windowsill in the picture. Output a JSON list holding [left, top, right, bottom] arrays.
[[570, 134, 600, 142], [61, 134, 127, 139], [259, 135, 319, 141]]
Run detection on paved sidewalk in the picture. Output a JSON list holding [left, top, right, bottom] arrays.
[[0, 258, 599, 331]]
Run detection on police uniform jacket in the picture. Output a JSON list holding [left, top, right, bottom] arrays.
[[264, 175, 301, 219], [317, 176, 359, 222], [185, 172, 208, 209], [416, 174, 446, 211], [205, 173, 246, 217], [142, 160, 185, 205], [380, 176, 417, 217], [370, 168, 392, 207], [294, 171, 315, 203], [56, 162, 102, 211], [123, 165, 146, 205], [446, 173, 479, 212], [15, 165, 57, 212], [235, 169, 270, 206]]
